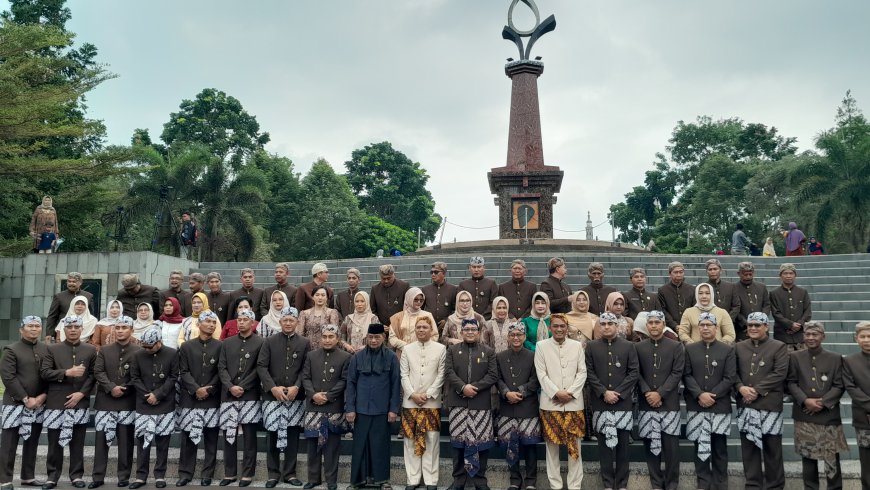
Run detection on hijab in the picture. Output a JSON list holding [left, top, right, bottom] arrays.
[[132, 302, 155, 337], [449, 290, 476, 323], [261, 290, 289, 333], [566, 290, 597, 341], [529, 291, 551, 343], [490, 296, 509, 323], [694, 283, 715, 312], [785, 222, 806, 251], [604, 291, 627, 317], [348, 291, 377, 328], [56, 295, 98, 342], [399, 287, 429, 333], [159, 297, 185, 324], [97, 299, 123, 327], [763, 237, 776, 256]]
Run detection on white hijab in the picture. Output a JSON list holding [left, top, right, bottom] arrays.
[[260, 290, 288, 336], [56, 295, 98, 342], [132, 302, 155, 337]]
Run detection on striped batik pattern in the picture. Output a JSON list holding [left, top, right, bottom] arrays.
[[219, 401, 261, 445], [592, 410, 632, 449], [638, 410, 681, 456], [736, 407, 783, 449], [94, 410, 135, 444]]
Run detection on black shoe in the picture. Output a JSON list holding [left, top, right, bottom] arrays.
[[176, 480, 190, 488], [89, 483, 105, 489], [73, 482, 87, 489], [42, 483, 56, 490], [285, 479, 303, 487], [218, 480, 236, 487], [118, 482, 129, 488], [404, 486, 416, 490], [426, 487, 437, 490], [22, 481, 46, 487], [156, 481, 167, 489], [128, 483, 145, 490], [265, 481, 278, 489], [238, 482, 251, 488], [327, 485, 337, 490], [303, 484, 321, 490], [475, 486, 491, 490], [200, 480, 211, 487]]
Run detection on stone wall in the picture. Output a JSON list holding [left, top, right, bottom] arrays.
[[0, 252, 197, 343]]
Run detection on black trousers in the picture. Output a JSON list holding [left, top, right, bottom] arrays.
[[694, 434, 728, 490], [93, 424, 135, 482], [307, 433, 341, 485], [802, 454, 843, 490], [860, 446, 870, 490], [266, 427, 301, 480], [508, 443, 538, 488], [0, 424, 42, 484], [644, 433, 680, 490], [135, 435, 171, 481], [451, 448, 489, 488], [224, 423, 259, 479], [740, 433, 785, 490], [350, 414, 390, 486], [46, 425, 86, 483], [598, 428, 630, 489], [178, 427, 219, 479]]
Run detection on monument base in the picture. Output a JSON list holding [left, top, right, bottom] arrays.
[[488, 168, 564, 239], [415, 238, 647, 255]]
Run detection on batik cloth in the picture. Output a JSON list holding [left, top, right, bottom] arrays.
[[219, 400, 262, 445], [498, 415, 543, 465], [449, 407, 495, 477], [540, 410, 583, 460], [638, 410, 680, 456], [134, 412, 175, 448], [685, 411, 731, 461], [592, 410, 632, 449], [794, 421, 849, 479], [857, 428, 870, 449], [262, 399, 305, 449], [736, 407, 783, 449], [177, 407, 219, 444], [401, 408, 441, 456], [303, 411, 351, 450], [94, 410, 135, 444], [0, 404, 44, 440], [42, 408, 88, 447]]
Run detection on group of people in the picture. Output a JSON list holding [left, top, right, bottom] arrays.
[[731, 221, 825, 257], [1, 255, 867, 490]]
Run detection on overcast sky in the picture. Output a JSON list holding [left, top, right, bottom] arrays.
[[28, 1, 870, 242]]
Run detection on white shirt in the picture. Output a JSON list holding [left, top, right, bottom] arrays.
[[534, 337, 587, 411], [399, 340, 447, 409]]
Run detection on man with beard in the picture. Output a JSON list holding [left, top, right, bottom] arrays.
[[335, 268, 362, 322], [46, 272, 94, 339], [704, 259, 739, 324], [540, 258, 572, 314], [230, 268, 264, 316], [580, 262, 617, 316], [345, 324, 401, 490], [260, 263, 298, 318], [458, 257, 499, 320], [621, 267, 660, 320], [258, 307, 310, 488], [176, 312, 222, 486], [734, 262, 771, 341], [39, 315, 97, 489], [497, 259, 538, 320], [91, 316, 140, 488], [770, 263, 813, 351], [160, 270, 192, 317], [0, 316, 49, 488], [421, 262, 458, 330], [657, 261, 695, 331], [370, 264, 410, 325]]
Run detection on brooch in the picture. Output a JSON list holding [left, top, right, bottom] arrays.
[[821, 375, 828, 382], [159, 373, 165, 379], [210, 358, 216, 364], [293, 352, 298, 359], [711, 361, 718, 367], [123, 363, 129, 370], [615, 362, 621, 368], [244, 353, 250, 359], [759, 361, 766, 367], [329, 367, 334, 373]]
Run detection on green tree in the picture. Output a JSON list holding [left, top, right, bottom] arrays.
[[345, 142, 441, 242], [356, 216, 417, 257], [251, 150, 302, 260]]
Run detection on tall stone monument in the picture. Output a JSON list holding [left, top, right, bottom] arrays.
[[488, 0, 563, 240]]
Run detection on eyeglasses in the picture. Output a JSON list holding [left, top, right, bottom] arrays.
[[461, 327, 479, 332], [508, 332, 524, 338]]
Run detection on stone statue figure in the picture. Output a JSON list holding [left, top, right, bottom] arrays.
[[30, 195, 59, 246]]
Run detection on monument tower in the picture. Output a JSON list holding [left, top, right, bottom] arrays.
[[488, 0, 563, 240]]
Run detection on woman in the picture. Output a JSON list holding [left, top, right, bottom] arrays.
[[177, 291, 222, 345], [784, 221, 807, 256], [259, 290, 289, 339], [677, 283, 736, 344], [132, 302, 155, 341], [565, 290, 598, 347], [340, 291, 378, 353], [482, 296, 513, 353], [90, 299, 124, 349], [388, 287, 437, 354], [442, 290, 485, 346], [593, 292, 635, 340], [763, 237, 777, 257], [159, 297, 185, 349], [220, 296, 259, 340], [55, 295, 98, 343], [298, 286, 341, 349], [520, 291, 551, 351]]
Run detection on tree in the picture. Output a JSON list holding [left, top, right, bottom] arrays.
[[161, 88, 270, 168], [251, 151, 302, 260], [345, 142, 441, 242], [356, 216, 417, 257]]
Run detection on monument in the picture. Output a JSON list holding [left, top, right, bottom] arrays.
[[488, 0, 563, 241]]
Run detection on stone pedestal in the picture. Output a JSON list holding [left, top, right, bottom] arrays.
[[488, 59, 563, 239]]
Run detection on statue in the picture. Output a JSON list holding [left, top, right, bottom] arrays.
[[502, 0, 556, 61], [30, 196, 59, 249]]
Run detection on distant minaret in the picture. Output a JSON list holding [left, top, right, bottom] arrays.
[[585, 211, 593, 240]]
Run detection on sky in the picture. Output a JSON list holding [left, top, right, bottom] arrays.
[[19, 1, 870, 243]]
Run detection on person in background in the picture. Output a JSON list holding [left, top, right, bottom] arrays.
[[335, 268, 362, 322], [784, 222, 807, 256], [540, 257, 572, 315], [296, 263, 334, 311], [220, 296, 259, 340], [37, 223, 56, 254], [260, 263, 297, 318], [580, 262, 618, 316], [622, 267, 659, 320], [179, 212, 197, 260], [159, 270, 192, 318], [808, 237, 825, 255], [116, 274, 160, 319], [497, 259, 537, 320], [763, 237, 777, 257], [731, 223, 752, 256], [421, 262, 458, 332], [370, 264, 410, 325], [458, 257, 499, 320]]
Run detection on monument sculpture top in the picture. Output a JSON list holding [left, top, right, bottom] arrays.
[[502, 0, 556, 61]]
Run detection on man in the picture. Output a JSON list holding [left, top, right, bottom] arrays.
[[230, 268, 265, 315], [117, 273, 161, 318], [458, 256, 499, 320], [176, 311, 222, 486], [370, 264, 410, 325], [580, 262, 618, 316], [91, 316, 140, 489], [735, 262, 772, 341], [45, 272, 94, 339], [260, 263, 297, 318], [705, 259, 740, 323], [188, 272, 206, 297], [296, 263, 334, 311], [684, 312, 736, 490], [843, 321, 870, 490], [39, 315, 97, 489], [129, 327, 178, 489], [257, 307, 310, 488], [204, 272, 232, 325], [179, 211, 197, 260], [217, 310, 264, 487], [636, 310, 684, 490], [160, 270, 192, 317], [734, 312, 788, 490], [335, 268, 362, 321], [301, 324, 352, 490], [498, 259, 538, 320], [399, 316, 447, 490], [657, 261, 695, 331], [0, 316, 49, 488], [535, 313, 585, 490], [787, 321, 847, 490], [621, 267, 660, 320], [444, 318, 497, 490], [585, 312, 639, 490], [731, 223, 752, 255], [770, 263, 812, 351], [421, 262, 458, 329], [345, 324, 401, 490], [540, 257, 572, 314]]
